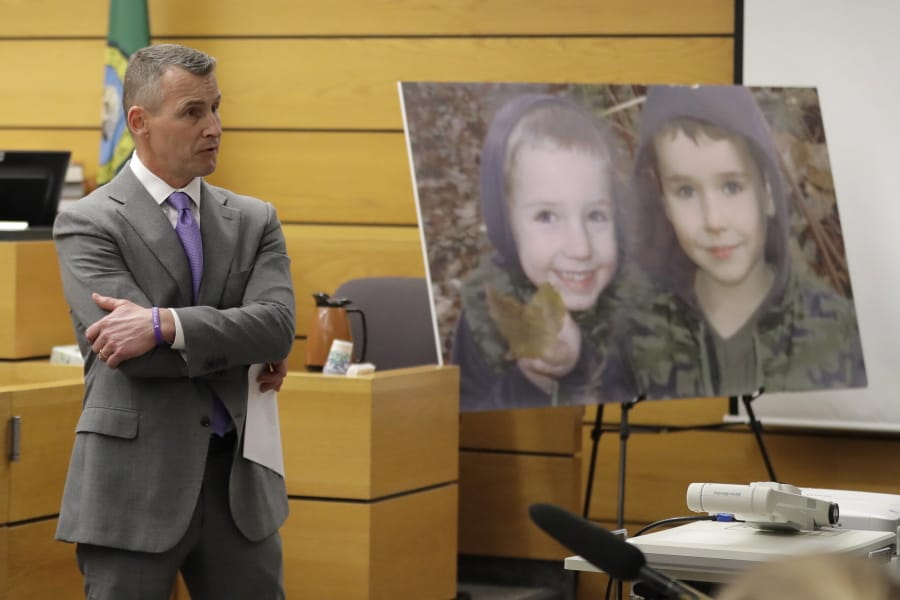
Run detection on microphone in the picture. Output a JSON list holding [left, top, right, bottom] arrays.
[[528, 503, 711, 600]]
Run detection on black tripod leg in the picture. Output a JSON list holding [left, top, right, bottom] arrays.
[[582, 403, 605, 518], [741, 393, 778, 482]]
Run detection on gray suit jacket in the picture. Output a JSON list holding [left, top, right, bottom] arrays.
[[53, 166, 295, 553]]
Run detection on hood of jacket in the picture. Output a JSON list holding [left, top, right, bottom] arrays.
[[631, 84, 791, 308]]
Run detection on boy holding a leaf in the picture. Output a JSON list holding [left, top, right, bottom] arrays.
[[451, 93, 634, 411]]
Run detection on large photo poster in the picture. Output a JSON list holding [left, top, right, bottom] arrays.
[[400, 83, 866, 412]]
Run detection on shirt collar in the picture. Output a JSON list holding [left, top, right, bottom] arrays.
[[129, 152, 203, 208]]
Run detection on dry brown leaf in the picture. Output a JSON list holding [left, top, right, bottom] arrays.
[[486, 283, 566, 359]]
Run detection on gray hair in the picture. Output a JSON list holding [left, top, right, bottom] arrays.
[[123, 44, 217, 115]]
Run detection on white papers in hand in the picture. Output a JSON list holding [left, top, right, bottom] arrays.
[[243, 363, 285, 477]]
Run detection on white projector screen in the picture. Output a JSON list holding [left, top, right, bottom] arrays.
[[741, 0, 900, 431]]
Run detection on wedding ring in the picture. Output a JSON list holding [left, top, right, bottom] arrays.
[[99, 349, 108, 359]]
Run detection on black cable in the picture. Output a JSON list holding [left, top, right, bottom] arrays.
[[633, 515, 721, 537], [601, 515, 740, 599]]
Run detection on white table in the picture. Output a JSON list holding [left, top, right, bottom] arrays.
[[565, 521, 897, 584]]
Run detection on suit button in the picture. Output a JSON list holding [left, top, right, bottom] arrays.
[[200, 416, 211, 427]]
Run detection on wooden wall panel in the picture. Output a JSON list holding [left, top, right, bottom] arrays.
[[459, 451, 581, 559], [3, 1, 733, 37], [0, 1, 742, 592], [186, 37, 734, 130], [581, 426, 900, 527], [1, 38, 731, 130], [0, 41, 103, 129], [286, 338, 308, 371], [369, 484, 458, 600], [209, 131, 416, 225], [460, 406, 584, 454], [6, 519, 82, 600], [3, 242, 75, 359], [155, 0, 733, 36], [283, 484, 457, 600], [602, 396, 731, 426], [0, 0, 106, 36], [0, 129, 414, 224], [282, 499, 372, 598], [283, 224, 425, 335], [0, 242, 72, 359]]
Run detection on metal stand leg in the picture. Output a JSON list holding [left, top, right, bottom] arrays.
[[740, 392, 778, 481]]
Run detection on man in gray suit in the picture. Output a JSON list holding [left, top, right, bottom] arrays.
[[53, 44, 295, 599]]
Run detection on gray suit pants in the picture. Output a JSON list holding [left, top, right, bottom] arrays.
[[76, 434, 285, 600]]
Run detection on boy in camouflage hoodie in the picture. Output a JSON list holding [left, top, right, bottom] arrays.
[[628, 84, 866, 398], [450, 93, 635, 411]]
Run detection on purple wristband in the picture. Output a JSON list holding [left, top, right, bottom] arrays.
[[152, 306, 166, 345]]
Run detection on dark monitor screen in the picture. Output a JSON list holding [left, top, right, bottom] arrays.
[[0, 150, 71, 227]]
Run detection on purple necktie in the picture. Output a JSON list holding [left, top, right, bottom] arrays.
[[166, 191, 203, 304], [166, 191, 231, 436]]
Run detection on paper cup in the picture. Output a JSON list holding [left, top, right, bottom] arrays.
[[322, 339, 353, 375]]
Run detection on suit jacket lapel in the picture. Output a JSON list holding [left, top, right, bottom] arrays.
[[111, 168, 194, 305], [197, 181, 239, 307]]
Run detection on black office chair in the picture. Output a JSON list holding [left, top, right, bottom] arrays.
[[333, 276, 440, 370]]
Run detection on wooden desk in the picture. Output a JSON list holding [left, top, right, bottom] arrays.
[[0, 361, 84, 600], [278, 365, 460, 599], [0, 362, 460, 599]]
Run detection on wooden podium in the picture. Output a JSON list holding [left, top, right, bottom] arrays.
[[0, 361, 84, 600], [278, 365, 460, 600]]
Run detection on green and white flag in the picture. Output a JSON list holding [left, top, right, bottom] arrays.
[[98, 0, 149, 185]]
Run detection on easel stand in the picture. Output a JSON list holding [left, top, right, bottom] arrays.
[[575, 397, 641, 600], [581, 403, 605, 519], [581, 396, 642, 525]]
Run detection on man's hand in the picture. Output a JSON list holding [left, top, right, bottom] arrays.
[[86, 293, 156, 368], [257, 359, 288, 392]]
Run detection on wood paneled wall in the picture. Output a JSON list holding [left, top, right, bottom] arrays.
[[2, 0, 734, 562], [583, 398, 900, 528], [3, 4, 898, 593], [0, 0, 734, 347], [13, 1, 854, 590]]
